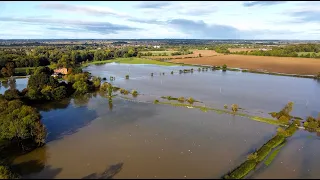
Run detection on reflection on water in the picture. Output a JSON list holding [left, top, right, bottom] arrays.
[[13, 94, 277, 179], [0, 77, 28, 94]]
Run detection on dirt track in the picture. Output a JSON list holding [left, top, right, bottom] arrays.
[[170, 54, 320, 75]]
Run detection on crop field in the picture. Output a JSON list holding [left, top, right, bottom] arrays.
[[170, 54, 320, 75]]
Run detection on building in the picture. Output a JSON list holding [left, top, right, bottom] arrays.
[[54, 68, 68, 75]]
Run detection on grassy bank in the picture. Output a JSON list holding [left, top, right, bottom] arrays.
[[154, 100, 284, 126], [223, 122, 298, 179], [81, 57, 179, 67]]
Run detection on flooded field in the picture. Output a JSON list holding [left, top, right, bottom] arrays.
[[250, 130, 320, 179], [6, 63, 320, 179], [13, 95, 277, 179], [85, 63, 320, 118]]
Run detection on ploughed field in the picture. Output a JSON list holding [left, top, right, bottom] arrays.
[[169, 54, 320, 75], [8, 63, 320, 179]]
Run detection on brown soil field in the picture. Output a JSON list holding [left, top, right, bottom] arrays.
[[170, 54, 320, 75], [145, 50, 220, 60]]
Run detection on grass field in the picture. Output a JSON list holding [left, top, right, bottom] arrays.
[[81, 57, 179, 67], [170, 53, 320, 75]]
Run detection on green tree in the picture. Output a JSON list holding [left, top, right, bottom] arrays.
[[0, 99, 47, 148], [72, 80, 89, 94], [4, 89, 21, 100], [52, 86, 67, 100]]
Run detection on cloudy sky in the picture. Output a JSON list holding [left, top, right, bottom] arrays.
[[0, 1, 319, 39]]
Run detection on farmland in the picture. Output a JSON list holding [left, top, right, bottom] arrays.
[[170, 53, 320, 75]]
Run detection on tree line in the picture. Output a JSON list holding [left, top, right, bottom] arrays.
[[231, 44, 320, 58], [0, 46, 139, 78]]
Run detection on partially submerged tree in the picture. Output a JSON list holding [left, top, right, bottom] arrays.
[[231, 104, 238, 113]]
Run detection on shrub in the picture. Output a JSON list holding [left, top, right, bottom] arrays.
[[177, 97, 185, 102], [198, 68, 201, 71], [52, 86, 67, 100], [247, 152, 258, 161], [187, 97, 195, 104], [125, 75, 129, 79], [231, 104, 238, 113], [4, 89, 21, 100], [171, 71, 173, 75], [279, 115, 290, 124], [179, 70, 183, 74], [226, 160, 256, 179], [222, 64, 227, 71], [100, 82, 110, 92], [316, 72, 320, 79], [151, 73, 154, 77], [0, 166, 19, 179], [102, 77, 107, 81], [131, 90, 138, 97], [224, 104, 228, 109], [162, 72, 165, 75], [112, 86, 120, 92], [154, 99, 159, 104], [256, 145, 272, 162]]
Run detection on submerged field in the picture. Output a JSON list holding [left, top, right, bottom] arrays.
[[3, 62, 320, 179]]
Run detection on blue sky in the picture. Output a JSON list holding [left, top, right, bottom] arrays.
[[0, 1, 319, 39]]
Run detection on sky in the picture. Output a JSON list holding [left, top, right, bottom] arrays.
[[0, 1, 320, 40]]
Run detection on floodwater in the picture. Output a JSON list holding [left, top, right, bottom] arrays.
[[250, 130, 320, 179], [9, 63, 320, 178], [85, 63, 320, 118], [0, 77, 28, 94], [13, 94, 277, 179]]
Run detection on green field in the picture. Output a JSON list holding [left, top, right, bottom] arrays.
[[81, 58, 179, 67], [140, 51, 178, 55]]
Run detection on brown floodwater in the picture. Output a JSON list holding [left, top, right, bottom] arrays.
[[8, 63, 320, 178], [13, 95, 277, 179], [250, 130, 320, 179]]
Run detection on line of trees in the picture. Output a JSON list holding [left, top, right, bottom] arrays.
[[0, 46, 139, 78], [231, 44, 320, 58]]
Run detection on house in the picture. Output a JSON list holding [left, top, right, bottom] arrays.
[[54, 67, 68, 75], [153, 45, 161, 49]]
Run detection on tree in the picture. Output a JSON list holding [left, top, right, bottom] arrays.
[[72, 80, 89, 94], [52, 86, 67, 100], [222, 64, 227, 71], [92, 77, 101, 89], [1, 62, 15, 77], [0, 99, 47, 149], [231, 104, 238, 113], [4, 89, 21, 100]]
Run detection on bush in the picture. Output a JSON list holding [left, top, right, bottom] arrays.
[[231, 104, 238, 113], [171, 71, 173, 75], [4, 89, 21, 100], [125, 75, 129, 79], [222, 64, 227, 71], [154, 99, 159, 104], [226, 160, 256, 179], [100, 82, 110, 92], [187, 97, 195, 104], [316, 72, 320, 79], [0, 166, 19, 179], [177, 97, 185, 102], [247, 152, 258, 161], [102, 77, 107, 81], [256, 145, 272, 162], [52, 86, 67, 100], [151, 73, 154, 77], [224, 104, 228, 109], [131, 90, 138, 97]]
